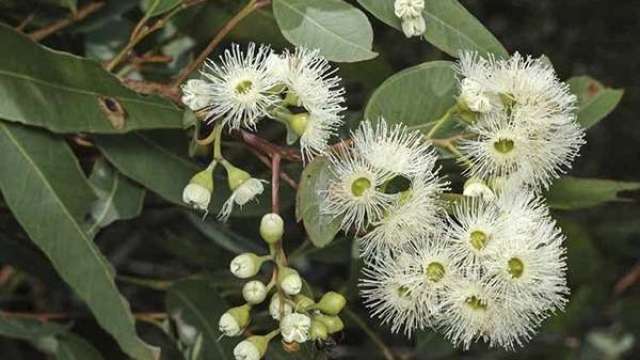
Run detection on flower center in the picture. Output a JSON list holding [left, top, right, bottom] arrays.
[[508, 257, 524, 278], [493, 138, 514, 154], [235, 80, 253, 95], [465, 295, 487, 311], [425, 262, 445, 283], [469, 230, 488, 250], [396, 285, 411, 298], [351, 177, 372, 197]]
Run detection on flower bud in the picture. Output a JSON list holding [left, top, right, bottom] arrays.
[[400, 15, 426, 38], [269, 293, 293, 320], [293, 294, 315, 312], [314, 314, 344, 334], [183, 167, 214, 211], [224, 161, 252, 191], [219, 304, 251, 337], [278, 267, 302, 296], [230, 253, 265, 279], [181, 79, 214, 111], [242, 280, 268, 305], [233, 335, 269, 360], [316, 291, 347, 316], [288, 113, 309, 137], [309, 320, 329, 341], [259, 213, 285, 244], [463, 178, 496, 200], [280, 313, 311, 344]]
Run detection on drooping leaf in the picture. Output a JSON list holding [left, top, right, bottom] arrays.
[[55, 335, 105, 360], [86, 158, 146, 237], [357, 0, 508, 58], [546, 176, 640, 210], [0, 24, 183, 133], [94, 131, 201, 206], [364, 61, 458, 135], [273, 0, 377, 62], [568, 76, 624, 129], [140, 0, 181, 17], [165, 279, 235, 360], [295, 157, 342, 248], [0, 122, 158, 360]]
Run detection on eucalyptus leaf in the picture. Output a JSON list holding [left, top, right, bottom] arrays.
[[141, 0, 181, 17], [0, 316, 67, 340], [357, 0, 508, 58], [0, 122, 158, 360], [546, 176, 640, 210], [295, 157, 342, 248], [94, 131, 201, 206], [273, 0, 377, 62], [55, 335, 104, 360], [165, 279, 235, 360], [86, 158, 146, 237], [0, 24, 183, 133], [364, 61, 458, 134], [568, 76, 624, 129]]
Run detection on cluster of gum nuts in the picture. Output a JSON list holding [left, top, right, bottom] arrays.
[[218, 213, 348, 360]]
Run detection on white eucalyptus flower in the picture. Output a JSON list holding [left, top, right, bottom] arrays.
[[181, 79, 216, 111], [359, 254, 423, 337], [182, 183, 211, 211], [322, 147, 395, 232], [463, 178, 496, 200], [394, 0, 424, 18], [219, 178, 266, 221], [269, 293, 293, 321], [400, 15, 426, 38], [459, 77, 502, 114], [280, 313, 312, 343], [201, 43, 279, 129]]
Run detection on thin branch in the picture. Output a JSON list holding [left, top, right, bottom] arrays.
[[271, 154, 281, 214], [172, 0, 272, 88], [237, 129, 302, 162], [343, 309, 396, 360], [15, 13, 36, 32], [245, 146, 298, 189], [28, 2, 105, 41], [614, 262, 640, 295]]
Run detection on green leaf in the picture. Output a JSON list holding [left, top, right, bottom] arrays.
[[94, 131, 201, 206], [0, 122, 158, 360], [141, 0, 181, 17], [357, 0, 507, 58], [40, 0, 77, 12], [0, 24, 183, 133], [86, 158, 146, 237], [273, 0, 377, 62], [568, 76, 624, 129], [0, 316, 66, 340], [365, 61, 458, 133], [185, 212, 265, 254], [546, 176, 640, 210], [296, 157, 341, 248], [165, 279, 235, 360], [55, 335, 104, 360]]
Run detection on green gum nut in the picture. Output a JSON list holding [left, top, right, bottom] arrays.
[[224, 161, 251, 190], [288, 113, 310, 137], [228, 303, 252, 329], [317, 291, 347, 316], [259, 213, 284, 244], [293, 294, 315, 312], [247, 335, 270, 357], [314, 314, 344, 334], [190, 167, 214, 190], [309, 320, 329, 341]]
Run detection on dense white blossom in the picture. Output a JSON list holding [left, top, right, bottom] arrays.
[[280, 313, 312, 343], [198, 43, 279, 129]]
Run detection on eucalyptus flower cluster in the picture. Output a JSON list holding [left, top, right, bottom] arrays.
[[181, 43, 346, 219], [218, 213, 347, 360], [320, 53, 582, 350]]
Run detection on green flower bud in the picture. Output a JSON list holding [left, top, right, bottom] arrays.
[[278, 267, 302, 296], [293, 294, 315, 312], [314, 314, 344, 334], [219, 304, 251, 337], [316, 291, 347, 316], [230, 253, 267, 279], [223, 161, 252, 191], [183, 166, 214, 211], [309, 320, 329, 341], [260, 213, 284, 244], [242, 280, 268, 305], [288, 113, 310, 137], [234, 335, 269, 360]]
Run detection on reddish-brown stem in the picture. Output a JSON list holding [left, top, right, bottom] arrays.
[[237, 130, 302, 162], [28, 2, 105, 41], [16, 14, 36, 32], [245, 146, 298, 189], [271, 153, 281, 214], [172, 0, 272, 88]]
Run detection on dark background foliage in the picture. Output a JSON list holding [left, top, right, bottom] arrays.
[[0, 0, 638, 359]]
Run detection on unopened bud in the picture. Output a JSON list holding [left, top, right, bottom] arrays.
[[224, 161, 252, 191], [233, 335, 269, 360], [463, 178, 496, 200], [183, 167, 214, 211], [309, 320, 329, 341], [293, 294, 315, 312], [317, 291, 346, 316], [242, 280, 268, 305], [278, 267, 302, 296], [269, 293, 293, 320], [314, 314, 344, 334], [219, 304, 251, 337], [260, 213, 284, 244], [288, 113, 310, 136], [230, 253, 266, 279]]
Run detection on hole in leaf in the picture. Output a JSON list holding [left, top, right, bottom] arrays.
[[98, 96, 127, 130]]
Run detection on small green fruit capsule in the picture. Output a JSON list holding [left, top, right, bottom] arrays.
[[317, 291, 346, 316], [309, 320, 329, 341], [314, 314, 344, 334], [293, 294, 315, 312], [260, 213, 284, 244]]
